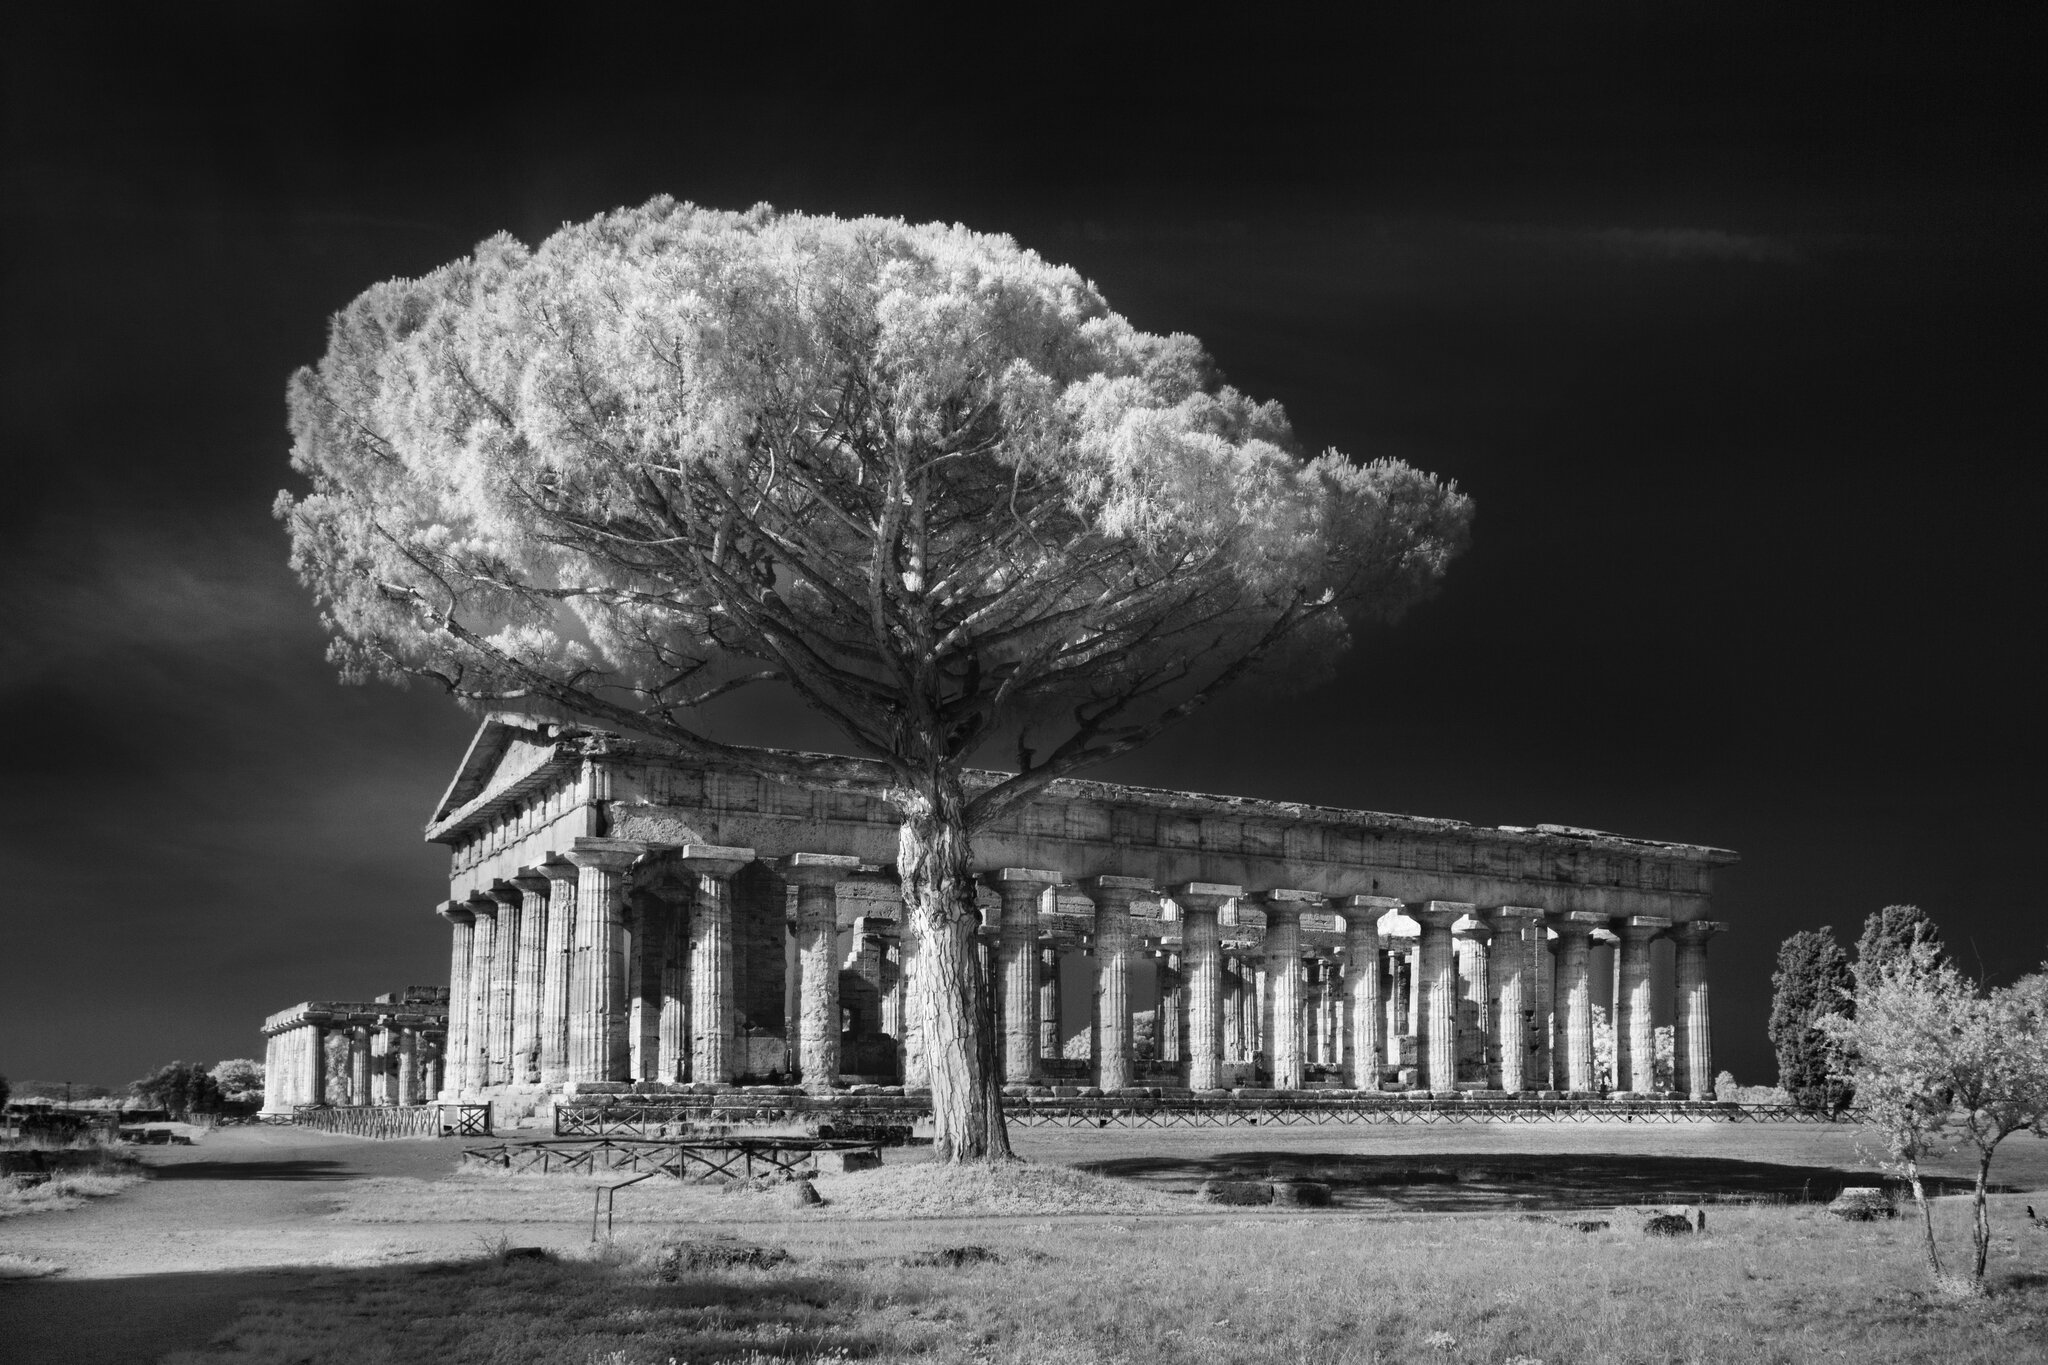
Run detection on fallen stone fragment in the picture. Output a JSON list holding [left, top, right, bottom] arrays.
[[906, 1245, 1001, 1267], [1270, 1180, 1333, 1208], [1826, 1188, 1897, 1221], [1564, 1220, 1610, 1233], [786, 1179, 823, 1207], [1642, 1213, 1695, 1236], [656, 1240, 792, 1278]]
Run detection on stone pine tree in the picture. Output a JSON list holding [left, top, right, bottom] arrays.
[[1768, 928, 1853, 1112], [277, 201, 1473, 1162]]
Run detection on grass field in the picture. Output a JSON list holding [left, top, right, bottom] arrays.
[[161, 1158, 2048, 1365]]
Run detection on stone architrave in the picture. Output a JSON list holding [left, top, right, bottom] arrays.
[[565, 840, 642, 1084], [1486, 907, 1540, 1093], [510, 868, 552, 1085], [1551, 912, 1605, 1094], [677, 843, 754, 1085], [1413, 902, 1471, 1095], [537, 860, 579, 1087], [486, 884, 523, 1087], [1339, 895, 1399, 1090], [985, 868, 1059, 1084], [436, 902, 474, 1097], [785, 853, 861, 1091], [1613, 915, 1671, 1094], [1081, 875, 1154, 1091], [1175, 883, 1240, 1091], [464, 895, 498, 1092], [1671, 921, 1727, 1099], [1260, 890, 1319, 1091]]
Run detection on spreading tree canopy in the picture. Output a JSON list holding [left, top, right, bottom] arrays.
[[1853, 903, 1947, 990], [278, 200, 1473, 1159]]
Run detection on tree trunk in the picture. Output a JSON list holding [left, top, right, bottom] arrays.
[[1907, 1162, 1944, 1281], [895, 773, 1012, 1163], [1971, 1151, 1993, 1285]]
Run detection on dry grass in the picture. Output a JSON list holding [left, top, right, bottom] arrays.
[[0, 1171, 144, 1218], [162, 1189, 2048, 1365], [335, 1158, 1177, 1226], [0, 1251, 66, 1279]]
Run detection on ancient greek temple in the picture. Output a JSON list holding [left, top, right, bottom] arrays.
[[422, 715, 1735, 1120], [258, 988, 449, 1116]]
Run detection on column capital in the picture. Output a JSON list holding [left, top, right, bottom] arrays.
[[1334, 894, 1403, 912], [1614, 914, 1673, 940], [538, 856, 581, 886], [1453, 919, 1492, 942], [511, 866, 554, 895], [781, 852, 862, 887], [1550, 910, 1608, 939], [1172, 882, 1242, 915], [436, 900, 474, 925], [676, 843, 756, 878], [565, 837, 649, 873], [486, 882, 525, 909], [1257, 888, 1321, 917], [1486, 905, 1544, 930], [464, 892, 500, 919], [1669, 919, 1728, 944], [1412, 900, 1473, 929], [1079, 874, 1155, 903], [984, 866, 1060, 896]]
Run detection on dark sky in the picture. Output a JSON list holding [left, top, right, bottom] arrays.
[[5, 7, 2043, 1089]]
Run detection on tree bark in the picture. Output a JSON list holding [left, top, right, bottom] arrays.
[[1972, 1151, 1993, 1285], [1907, 1162, 1944, 1281], [895, 773, 1012, 1163]]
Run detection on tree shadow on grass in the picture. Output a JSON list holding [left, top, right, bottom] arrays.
[[147, 1160, 354, 1182], [1074, 1150, 1997, 1212]]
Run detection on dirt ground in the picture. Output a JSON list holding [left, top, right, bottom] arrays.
[[3, 1119, 2044, 1365]]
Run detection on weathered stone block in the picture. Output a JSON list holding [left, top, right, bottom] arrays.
[[1827, 1188, 1897, 1221], [1199, 1179, 1274, 1206], [1271, 1180, 1333, 1207]]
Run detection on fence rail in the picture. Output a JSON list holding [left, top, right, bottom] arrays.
[[292, 1103, 489, 1139], [462, 1136, 881, 1182], [554, 1094, 1866, 1135]]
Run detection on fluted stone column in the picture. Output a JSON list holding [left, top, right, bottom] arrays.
[[1531, 917, 1557, 1092], [397, 1027, 419, 1106], [624, 891, 660, 1081], [1175, 883, 1238, 1091], [305, 1023, 328, 1107], [1671, 921, 1726, 1100], [986, 867, 1059, 1084], [485, 885, 524, 1087], [1158, 952, 1183, 1065], [346, 1024, 370, 1106], [565, 840, 640, 1084], [372, 1021, 396, 1104], [1222, 955, 1244, 1063], [1038, 945, 1062, 1062], [786, 853, 861, 1091], [658, 883, 690, 1083], [537, 860, 578, 1087], [678, 843, 753, 1085], [1613, 915, 1670, 1094], [1552, 912, 1604, 1094], [510, 869, 551, 1085], [1259, 890, 1316, 1090], [899, 924, 927, 1089], [464, 896, 498, 1092], [437, 902, 474, 1098], [1486, 908, 1539, 1093], [1414, 902, 1470, 1095], [1454, 920, 1492, 1085], [1339, 895, 1398, 1090], [1385, 947, 1406, 1055], [1081, 875, 1153, 1091]]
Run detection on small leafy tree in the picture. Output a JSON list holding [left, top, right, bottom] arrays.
[[209, 1059, 265, 1108], [277, 200, 1471, 1160], [1768, 928, 1853, 1112], [129, 1061, 223, 1121], [1822, 946, 2048, 1294]]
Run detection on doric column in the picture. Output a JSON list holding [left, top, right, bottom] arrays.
[[537, 860, 578, 1087], [464, 895, 498, 1091], [348, 1024, 372, 1106], [371, 1021, 395, 1104], [1259, 890, 1317, 1090], [510, 869, 551, 1086], [1080, 875, 1153, 1091], [1413, 902, 1470, 1095], [1222, 955, 1244, 1063], [1454, 919, 1492, 1086], [899, 923, 926, 1088], [437, 902, 474, 1098], [1339, 895, 1398, 1090], [1613, 915, 1671, 1094], [677, 843, 754, 1085], [785, 853, 861, 1091], [305, 1022, 328, 1107], [1158, 952, 1183, 1066], [1486, 908, 1540, 1093], [623, 889, 660, 1081], [565, 840, 641, 1084], [1176, 882, 1239, 1091], [985, 867, 1059, 1084], [397, 1027, 419, 1106], [1552, 912, 1605, 1094], [1671, 921, 1727, 1100], [1530, 917, 1556, 1091], [1384, 946, 1405, 1053], [657, 884, 689, 1083], [1038, 944, 1062, 1062], [484, 885, 524, 1087]]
